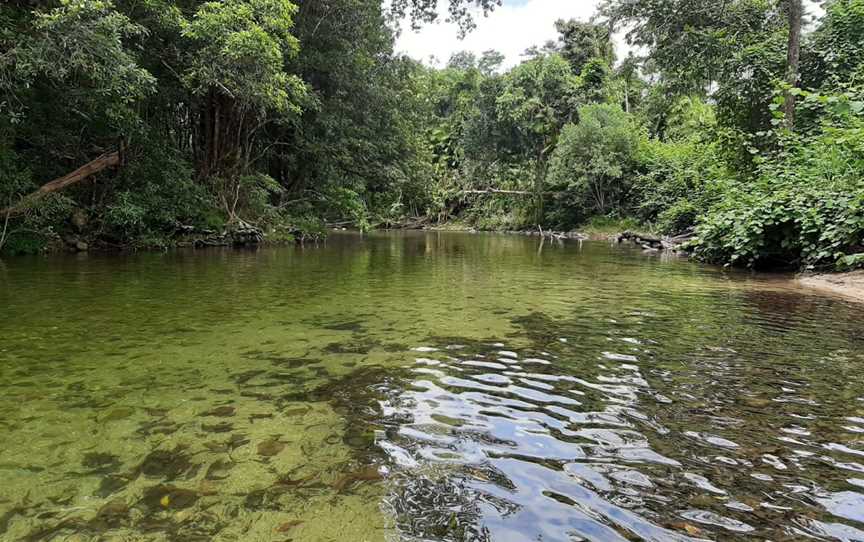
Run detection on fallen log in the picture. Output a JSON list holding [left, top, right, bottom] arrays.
[[463, 189, 563, 196], [617, 230, 663, 249], [538, 225, 566, 241], [617, 229, 696, 252], [0, 150, 121, 217], [464, 189, 535, 196]]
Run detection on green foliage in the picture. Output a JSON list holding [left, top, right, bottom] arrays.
[[183, 0, 305, 115], [554, 19, 615, 75], [8, 0, 156, 132], [601, 0, 784, 93], [693, 118, 864, 269], [546, 104, 640, 227], [102, 147, 208, 243], [804, 0, 864, 90], [577, 58, 611, 104], [1, 194, 75, 255], [477, 50, 505, 75], [388, 0, 503, 36], [0, 145, 32, 205], [631, 137, 725, 234], [496, 54, 578, 143], [581, 216, 644, 236], [838, 253, 864, 270]]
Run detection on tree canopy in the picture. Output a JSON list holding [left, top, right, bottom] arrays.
[[1, 0, 863, 271]]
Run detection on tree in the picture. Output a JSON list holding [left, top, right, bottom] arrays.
[[2, 0, 155, 154], [554, 19, 615, 75], [546, 104, 640, 223], [614, 53, 644, 113], [600, 0, 789, 163], [389, 0, 502, 35], [803, 0, 864, 91], [521, 41, 558, 60], [257, 0, 435, 225], [784, 0, 803, 129], [447, 51, 477, 70], [600, 0, 785, 93], [496, 54, 579, 220], [183, 0, 307, 184], [478, 50, 505, 75]]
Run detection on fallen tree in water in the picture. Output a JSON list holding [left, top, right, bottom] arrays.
[[0, 150, 122, 218], [617, 229, 696, 251]]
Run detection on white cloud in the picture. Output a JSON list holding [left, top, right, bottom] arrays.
[[394, 0, 827, 70], [394, 0, 608, 69]]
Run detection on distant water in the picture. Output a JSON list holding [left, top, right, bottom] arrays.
[[1, 231, 862, 541]]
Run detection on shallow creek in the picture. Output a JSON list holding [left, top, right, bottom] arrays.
[[1, 231, 863, 541]]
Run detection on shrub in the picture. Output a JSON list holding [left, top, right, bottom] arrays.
[[692, 118, 864, 269], [102, 145, 211, 244], [630, 138, 726, 234], [545, 104, 640, 228]]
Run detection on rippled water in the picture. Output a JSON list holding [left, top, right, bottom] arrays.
[[1, 231, 863, 541]]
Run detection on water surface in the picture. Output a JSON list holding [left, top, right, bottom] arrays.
[[1, 232, 863, 541]]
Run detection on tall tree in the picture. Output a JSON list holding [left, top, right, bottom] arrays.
[[599, 0, 785, 92], [447, 51, 477, 70], [477, 50, 505, 75], [554, 19, 615, 75], [784, 0, 803, 129], [496, 54, 579, 220]]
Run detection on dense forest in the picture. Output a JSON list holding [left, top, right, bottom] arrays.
[[1, 0, 863, 270]]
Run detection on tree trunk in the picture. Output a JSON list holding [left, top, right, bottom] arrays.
[[624, 80, 630, 114], [784, 0, 803, 130], [1, 151, 121, 217]]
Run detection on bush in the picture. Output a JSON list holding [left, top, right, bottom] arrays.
[[630, 138, 726, 234], [102, 145, 211, 244], [692, 118, 864, 269], [545, 104, 641, 228]]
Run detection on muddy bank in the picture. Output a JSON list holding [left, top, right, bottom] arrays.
[[799, 270, 864, 303]]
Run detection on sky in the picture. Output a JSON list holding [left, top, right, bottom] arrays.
[[394, 0, 826, 70]]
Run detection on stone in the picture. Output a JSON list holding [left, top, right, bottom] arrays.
[[257, 440, 285, 457]]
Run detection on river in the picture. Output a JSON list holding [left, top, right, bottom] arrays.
[[1, 231, 863, 541]]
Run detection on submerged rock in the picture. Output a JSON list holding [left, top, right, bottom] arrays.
[[96, 475, 128, 498], [98, 498, 128, 516], [100, 407, 135, 423], [96, 497, 129, 527], [139, 447, 194, 480], [140, 485, 199, 511], [82, 452, 121, 473], [276, 520, 303, 532], [333, 465, 385, 492], [204, 460, 234, 481], [201, 422, 233, 434], [257, 440, 285, 457], [200, 405, 236, 418]]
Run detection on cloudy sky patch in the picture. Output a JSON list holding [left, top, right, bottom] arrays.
[[394, 0, 826, 70]]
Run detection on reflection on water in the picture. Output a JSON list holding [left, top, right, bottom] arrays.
[[1, 231, 863, 541]]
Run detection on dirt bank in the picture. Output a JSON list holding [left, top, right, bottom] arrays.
[[798, 271, 864, 303]]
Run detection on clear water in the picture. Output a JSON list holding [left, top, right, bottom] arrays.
[[1, 231, 863, 541]]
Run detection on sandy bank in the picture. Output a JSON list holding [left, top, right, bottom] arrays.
[[799, 270, 864, 303]]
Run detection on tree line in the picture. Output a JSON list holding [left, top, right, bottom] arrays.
[[1, 0, 863, 270]]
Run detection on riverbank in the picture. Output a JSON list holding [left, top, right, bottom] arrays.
[[420, 217, 649, 242], [799, 271, 864, 303]]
